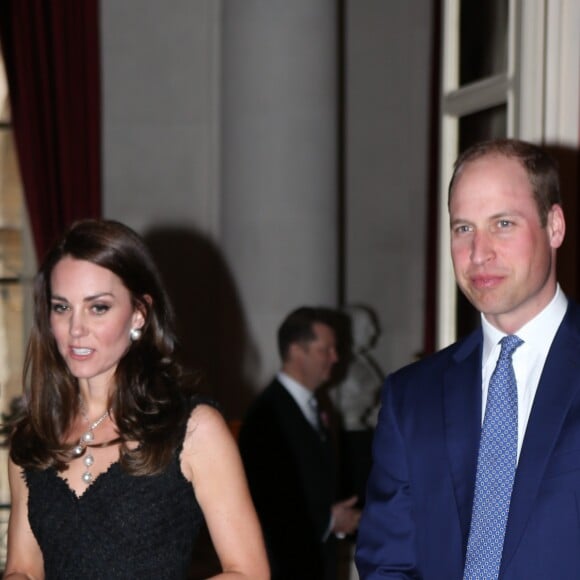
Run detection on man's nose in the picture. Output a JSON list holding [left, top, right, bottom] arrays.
[[470, 231, 495, 265]]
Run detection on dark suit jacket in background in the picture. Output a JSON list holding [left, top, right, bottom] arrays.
[[356, 301, 580, 579], [239, 379, 337, 580]]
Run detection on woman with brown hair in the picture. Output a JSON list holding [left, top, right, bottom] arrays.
[[3, 219, 269, 579]]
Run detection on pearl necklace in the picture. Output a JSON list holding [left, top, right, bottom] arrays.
[[73, 409, 110, 484]]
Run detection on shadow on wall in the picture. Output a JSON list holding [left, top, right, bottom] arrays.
[[547, 145, 580, 302], [317, 305, 385, 509], [143, 226, 259, 422]]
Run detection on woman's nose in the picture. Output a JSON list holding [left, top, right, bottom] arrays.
[[69, 311, 87, 337]]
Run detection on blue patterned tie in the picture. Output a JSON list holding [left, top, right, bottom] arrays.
[[464, 334, 523, 580]]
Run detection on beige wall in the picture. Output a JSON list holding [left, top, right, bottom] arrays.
[[101, 0, 434, 416]]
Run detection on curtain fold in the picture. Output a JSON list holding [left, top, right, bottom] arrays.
[[0, 0, 102, 261]]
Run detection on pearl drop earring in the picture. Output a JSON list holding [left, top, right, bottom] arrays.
[[129, 328, 142, 341]]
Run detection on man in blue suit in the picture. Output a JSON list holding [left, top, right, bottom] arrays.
[[355, 139, 580, 579]]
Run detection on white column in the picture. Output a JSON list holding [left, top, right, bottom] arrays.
[[221, 1, 339, 387]]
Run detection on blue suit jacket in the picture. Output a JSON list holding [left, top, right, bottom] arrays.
[[356, 302, 580, 579]]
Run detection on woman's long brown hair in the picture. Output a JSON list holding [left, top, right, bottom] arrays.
[[8, 219, 198, 476]]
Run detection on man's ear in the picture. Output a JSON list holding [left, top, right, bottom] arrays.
[[288, 342, 301, 360], [288, 341, 308, 361], [547, 204, 566, 249]]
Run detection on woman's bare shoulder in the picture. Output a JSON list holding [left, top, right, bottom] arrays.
[[180, 403, 233, 480], [185, 401, 226, 437]]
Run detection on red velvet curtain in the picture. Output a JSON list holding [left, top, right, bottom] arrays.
[[0, 0, 101, 262]]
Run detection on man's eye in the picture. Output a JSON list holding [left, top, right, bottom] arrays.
[[498, 219, 513, 228], [454, 224, 471, 234]]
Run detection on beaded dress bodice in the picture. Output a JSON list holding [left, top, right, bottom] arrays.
[[25, 427, 205, 579]]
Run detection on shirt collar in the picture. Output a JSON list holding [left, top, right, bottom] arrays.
[[481, 284, 568, 363], [277, 371, 314, 407]]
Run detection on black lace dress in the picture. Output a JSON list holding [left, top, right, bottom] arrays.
[[25, 413, 206, 579]]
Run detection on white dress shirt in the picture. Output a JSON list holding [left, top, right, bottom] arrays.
[[277, 371, 319, 430], [480, 284, 568, 461]]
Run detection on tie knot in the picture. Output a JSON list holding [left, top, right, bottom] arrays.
[[500, 334, 523, 357]]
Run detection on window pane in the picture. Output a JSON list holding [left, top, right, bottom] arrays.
[[0, 50, 9, 125], [459, 103, 507, 151], [460, 0, 509, 85], [455, 103, 507, 338], [0, 131, 23, 278], [0, 45, 28, 572], [0, 500, 8, 570]]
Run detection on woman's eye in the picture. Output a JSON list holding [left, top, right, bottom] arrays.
[[92, 303, 111, 315], [51, 302, 69, 314]]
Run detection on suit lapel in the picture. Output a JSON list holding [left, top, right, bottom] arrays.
[[443, 331, 483, 546], [501, 308, 580, 572], [273, 380, 332, 454]]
